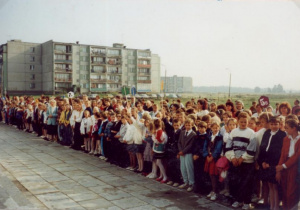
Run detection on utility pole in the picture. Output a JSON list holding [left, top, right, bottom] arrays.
[[228, 72, 231, 98]]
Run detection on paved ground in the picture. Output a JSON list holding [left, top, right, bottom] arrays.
[[0, 123, 233, 210]]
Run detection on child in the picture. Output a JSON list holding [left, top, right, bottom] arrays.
[[80, 110, 93, 153], [220, 111, 232, 136], [115, 115, 129, 167], [248, 117, 257, 132], [152, 118, 168, 183], [165, 119, 182, 187], [26, 104, 33, 132], [98, 112, 108, 160], [178, 118, 197, 192], [193, 121, 210, 193], [276, 119, 300, 210], [257, 116, 286, 210], [63, 104, 73, 146], [91, 112, 101, 156], [225, 112, 257, 210], [203, 121, 223, 201], [104, 112, 116, 162]]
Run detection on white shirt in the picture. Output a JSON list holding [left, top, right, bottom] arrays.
[[288, 134, 300, 157]]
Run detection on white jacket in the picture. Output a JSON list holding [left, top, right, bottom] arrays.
[[80, 117, 92, 135]]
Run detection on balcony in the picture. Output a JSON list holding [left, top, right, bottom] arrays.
[[91, 70, 106, 74], [107, 60, 122, 66], [137, 64, 151, 68], [54, 78, 72, 82], [137, 80, 151, 84], [138, 72, 150, 76], [91, 87, 107, 92], [55, 68, 72, 73], [55, 59, 72, 64], [91, 79, 107, 83], [107, 80, 121, 84], [107, 70, 122, 75], [107, 54, 121, 58], [91, 61, 106, 65], [54, 50, 72, 54], [91, 51, 106, 56]]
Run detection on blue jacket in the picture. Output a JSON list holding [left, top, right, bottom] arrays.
[[46, 106, 58, 125], [203, 132, 223, 161]]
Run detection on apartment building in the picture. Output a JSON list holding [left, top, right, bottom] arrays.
[[0, 40, 161, 95], [161, 75, 193, 93]]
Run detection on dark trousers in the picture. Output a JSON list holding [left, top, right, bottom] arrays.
[[73, 122, 83, 150], [166, 152, 182, 184], [228, 162, 255, 204], [194, 157, 209, 193]]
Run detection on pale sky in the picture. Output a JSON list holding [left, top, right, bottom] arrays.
[[1, 0, 300, 90]]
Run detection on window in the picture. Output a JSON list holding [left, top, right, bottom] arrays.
[[107, 49, 120, 55], [30, 47, 35, 53], [30, 83, 35, 89], [81, 47, 87, 52], [30, 56, 35, 62], [55, 54, 66, 60], [127, 50, 134, 56], [30, 65, 34, 70], [30, 74, 35, 80]]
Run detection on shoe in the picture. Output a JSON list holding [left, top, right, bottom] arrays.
[[207, 191, 214, 198], [187, 185, 194, 192], [89, 150, 94, 155], [161, 179, 168, 184], [178, 183, 188, 189], [210, 192, 217, 201], [219, 189, 227, 195], [146, 173, 153, 178], [224, 191, 230, 197], [104, 157, 108, 161], [242, 204, 250, 210], [251, 195, 259, 203], [173, 183, 179, 187], [156, 177, 163, 181], [99, 156, 105, 160], [166, 181, 173, 185], [232, 201, 242, 208], [40, 135, 45, 138], [126, 167, 132, 170]]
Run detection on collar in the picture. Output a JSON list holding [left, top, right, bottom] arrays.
[[199, 132, 207, 136], [288, 134, 300, 141], [270, 129, 279, 136]]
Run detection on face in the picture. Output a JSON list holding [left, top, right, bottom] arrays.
[[226, 105, 232, 112], [184, 123, 192, 131], [173, 123, 180, 131], [238, 117, 248, 129], [137, 104, 143, 111], [285, 124, 296, 136], [110, 115, 116, 121], [236, 103, 243, 110], [228, 121, 236, 131], [84, 111, 89, 118], [211, 104, 216, 110], [116, 114, 122, 121], [280, 106, 288, 115], [211, 124, 219, 135], [223, 115, 229, 123], [198, 126, 206, 134], [270, 122, 280, 132], [121, 118, 127, 124], [256, 106, 262, 113], [248, 120, 256, 130], [280, 121, 285, 131], [259, 118, 268, 129]]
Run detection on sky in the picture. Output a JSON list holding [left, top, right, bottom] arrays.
[[1, 0, 300, 91]]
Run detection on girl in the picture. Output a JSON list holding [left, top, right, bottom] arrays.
[[152, 118, 168, 183], [248, 117, 257, 132], [46, 99, 58, 142], [257, 116, 286, 210], [225, 112, 257, 210], [203, 121, 223, 201], [196, 99, 209, 117], [63, 104, 73, 146], [276, 119, 300, 210], [70, 103, 84, 150], [89, 107, 99, 154], [26, 104, 33, 132], [80, 110, 93, 153], [220, 111, 232, 136]]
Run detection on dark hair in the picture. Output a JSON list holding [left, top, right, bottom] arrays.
[[279, 102, 292, 115], [197, 99, 208, 110], [225, 101, 236, 113], [269, 116, 280, 124]]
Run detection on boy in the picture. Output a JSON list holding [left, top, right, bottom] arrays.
[[177, 118, 197, 192], [225, 112, 257, 210]]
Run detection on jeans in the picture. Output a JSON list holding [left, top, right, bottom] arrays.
[[180, 153, 194, 185]]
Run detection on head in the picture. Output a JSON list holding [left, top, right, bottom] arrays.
[[256, 104, 263, 113], [210, 102, 217, 112], [198, 121, 207, 134], [225, 101, 236, 113], [235, 100, 244, 111], [210, 121, 220, 135], [136, 102, 143, 112], [237, 112, 250, 129], [258, 112, 272, 129], [269, 116, 280, 132], [197, 99, 208, 111], [227, 118, 237, 132], [279, 102, 291, 116], [285, 119, 299, 136], [84, 110, 90, 118], [184, 118, 194, 131], [172, 119, 180, 131], [248, 117, 258, 131], [201, 115, 211, 128], [222, 111, 232, 123]]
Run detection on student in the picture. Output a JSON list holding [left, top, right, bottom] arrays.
[[70, 103, 84, 150], [178, 118, 197, 192], [248, 117, 258, 132], [193, 121, 210, 193], [46, 99, 58, 142], [104, 112, 116, 162], [109, 113, 122, 164], [225, 112, 257, 210], [80, 110, 93, 153], [276, 119, 300, 210], [98, 112, 109, 160], [257, 116, 286, 210], [165, 119, 182, 186], [152, 119, 168, 183], [220, 111, 232, 136], [63, 104, 73, 146], [203, 121, 223, 201], [115, 115, 130, 167], [91, 112, 101, 156]]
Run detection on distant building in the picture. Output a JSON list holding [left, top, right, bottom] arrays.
[[0, 40, 160, 95], [161, 75, 193, 93]]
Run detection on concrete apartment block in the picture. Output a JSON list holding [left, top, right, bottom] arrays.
[[0, 40, 161, 95], [161, 75, 193, 93]]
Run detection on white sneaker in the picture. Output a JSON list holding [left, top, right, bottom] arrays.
[[207, 191, 214, 198], [187, 185, 194, 192], [126, 167, 132, 170], [89, 150, 94, 155], [242, 204, 250, 210], [166, 181, 173, 185], [219, 189, 227, 195], [251, 195, 259, 203], [210, 192, 217, 201], [99, 156, 105, 160], [224, 191, 230, 197], [232, 201, 242, 208], [173, 182, 179, 187], [146, 173, 153, 178], [40, 135, 45, 138], [178, 183, 188, 189]]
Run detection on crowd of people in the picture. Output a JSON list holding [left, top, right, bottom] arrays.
[[0, 94, 299, 210]]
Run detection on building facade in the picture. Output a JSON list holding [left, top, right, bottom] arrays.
[[161, 75, 193, 93], [0, 40, 161, 95]]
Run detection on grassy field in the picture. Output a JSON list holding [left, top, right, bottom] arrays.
[[162, 92, 299, 109]]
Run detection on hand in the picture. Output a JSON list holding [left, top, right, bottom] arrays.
[[123, 140, 127, 144], [276, 165, 284, 172], [193, 155, 199, 161], [207, 156, 213, 163], [275, 172, 281, 183], [232, 158, 238, 167], [238, 157, 244, 166], [178, 151, 184, 156], [177, 154, 180, 159]]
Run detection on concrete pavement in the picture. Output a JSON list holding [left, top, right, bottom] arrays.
[[0, 123, 233, 210]]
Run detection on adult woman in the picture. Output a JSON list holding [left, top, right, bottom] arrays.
[[70, 103, 84, 150], [46, 99, 58, 141], [225, 101, 237, 118], [278, 102, 292, 118], [197, 99, 209, 117]]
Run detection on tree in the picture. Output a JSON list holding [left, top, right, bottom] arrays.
[[254, 87, 261, 93]]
